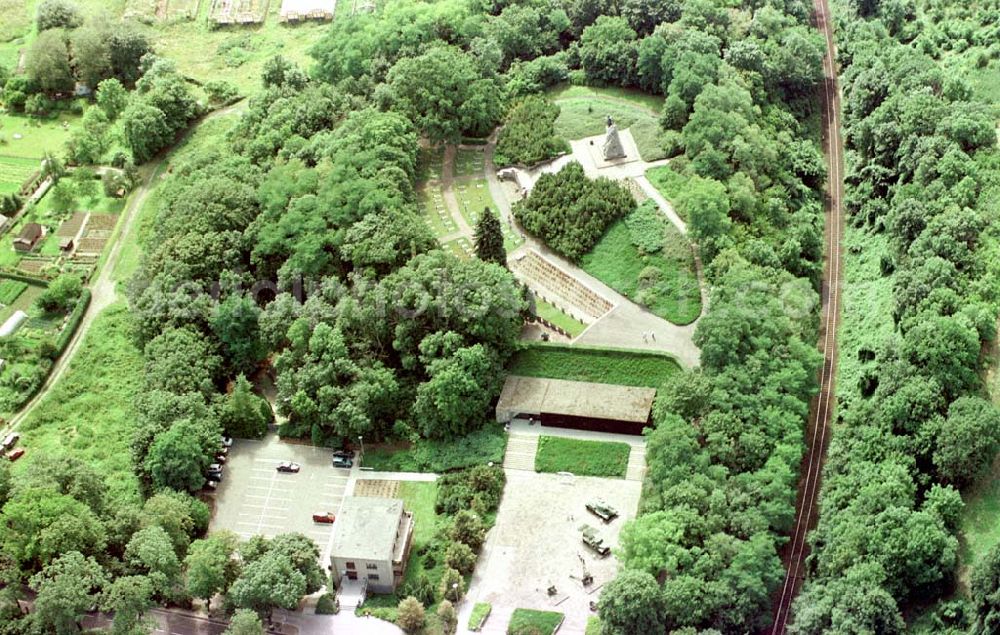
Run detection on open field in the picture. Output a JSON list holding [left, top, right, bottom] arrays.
[[508, 343, 680, 388], [580, 205, 701, 325], [13, 303, 144, 502], [0, 113, 81, 160], [534, 436, 630, 478], [548, 84, 666, 161]]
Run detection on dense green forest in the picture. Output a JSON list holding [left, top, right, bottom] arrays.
[[788, 1, 1000, 633]]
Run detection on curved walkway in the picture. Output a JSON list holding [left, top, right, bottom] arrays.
[[480, 134, 702, 368]]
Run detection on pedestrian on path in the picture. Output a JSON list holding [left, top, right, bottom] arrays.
[[651, 332, 656, 342], [642, 331, 648, 343]]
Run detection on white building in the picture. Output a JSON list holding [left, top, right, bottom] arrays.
[[330, 496, 414, 594]]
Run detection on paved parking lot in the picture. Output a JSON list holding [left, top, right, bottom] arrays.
[[461, 470, 641, 634], [210, 435, 352, 555]]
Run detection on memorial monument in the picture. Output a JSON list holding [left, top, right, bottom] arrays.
[[602, 116, 626, 160]]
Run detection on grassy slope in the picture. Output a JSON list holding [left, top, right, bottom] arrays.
[[14, 303, 144, 502], [534, 436, 630, 478], [547, 84, 665, 161], [645, 165, 690, 222], [579, 210, 700, 326], [508, 343, 680, 388], [534, 297, 586, 337]]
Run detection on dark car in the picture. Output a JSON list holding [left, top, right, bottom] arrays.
[[207, 463, 223, 477], [332, 449, 354, 459], [332, 455, 353, 468], [206, 472, 223, 483], [277, 461, 301, 473], [7, 448, 24, 462]]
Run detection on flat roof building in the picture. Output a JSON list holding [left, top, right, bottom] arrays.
[[330, 496, 414, 595], [495, 375, 656, 435]]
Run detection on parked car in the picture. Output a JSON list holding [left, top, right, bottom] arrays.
[[214, 453, 227, 464], [332, 449, 354, 459], [585, 500, 618, 523], [277, 461, 300, 473], [312, 512, 336, 524], [207, 463, 223, 476], [206, 472, 223, 483], [7, 448, 24, 462], [220, 436, 234, 448], [331, 455, 353, 468], [2, 433, 19, 451], [216, 446, 229, 457]]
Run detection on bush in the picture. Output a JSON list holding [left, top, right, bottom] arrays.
[[399, 573, 435, 606], [204, 80, 239, 107], [435, 465, 505, 515], [315, 593, 337, 614], [396, 597, 425, 633], [363, 426, 507, 473], [36, 0, 82, 32], [451, 510, 486, 551], [439, 567, 464, 602], [445, 541, 477, 574], [37, 274, 83, 313], [513, 162, 634, 262], [494, 97, 567, 167]]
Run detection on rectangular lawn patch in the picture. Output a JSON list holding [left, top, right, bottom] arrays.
[[507, 609, 564, 635], [534, 436, 630, 478], [509, 343, 680, 388]]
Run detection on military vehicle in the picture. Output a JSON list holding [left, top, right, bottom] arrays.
[[586, 500, 618, 523], [580, 525, 611, 557]]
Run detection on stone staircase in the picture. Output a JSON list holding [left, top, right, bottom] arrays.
[[503, 433, 538, 471], [625, 445, 647, 482]]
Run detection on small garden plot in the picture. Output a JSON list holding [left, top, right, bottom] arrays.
[[534, 436, 630, 478], [210, 0, 269, 24], [548, 84, 666, 161], [508, 609, 564, 635], [353, 479, 400, 499], [509, 343, 680, 388], [580, 201, 701, 325], [0, 279, 27, 306], [0, 156, 38, 195]]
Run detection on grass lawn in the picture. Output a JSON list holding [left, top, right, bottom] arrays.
[[455, 148, 486, 178], [0, 112, 82, 160], [580, 203, 701, 325], [14, 303, 144, 503], [419, 187, 459, 239], [586, 617, 602, 635], [547, 84, 665, 161], [468, 602, 492, 631], [509, 343, 680, 388], [534, 436, 630, 478], [442, 236, 473, 260], [363, 425, 506, 473], [534, 297, 587, 338], [645, 165, 691, 222], [507, 609, 564, 635], [0, 278, 26, 305]]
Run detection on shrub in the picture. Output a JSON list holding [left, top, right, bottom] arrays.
[[396, 597, 425, 633], [435, 465, 505, 515], [494, 97, 567, 167], [451, 510, 486, 551], [315, 593, 337, 614], [445, 541, 477, 574], [37, 274, 83, 313], [513, 162, 634, 262], [36, 0, 82, 32], [439, 567, 465, 602], [399, 573, 435, 606]]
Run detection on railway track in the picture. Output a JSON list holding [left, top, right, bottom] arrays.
[[768, 0, 845, 632]]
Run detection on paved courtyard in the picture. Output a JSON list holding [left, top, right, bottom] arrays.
[[460, 470, 641, 634], [209, 436, 351, 555]]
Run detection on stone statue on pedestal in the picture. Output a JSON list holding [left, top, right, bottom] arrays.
[[602, 116, 626, 160]]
